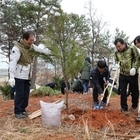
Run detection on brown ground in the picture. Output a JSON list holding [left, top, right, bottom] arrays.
[[0, 92, 140, 140]]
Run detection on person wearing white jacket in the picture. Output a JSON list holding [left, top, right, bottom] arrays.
[[9, 31, 48, 119]]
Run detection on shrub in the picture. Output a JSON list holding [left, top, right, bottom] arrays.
[[0, 82, 12, 100], [30, 86, 60, 97], [108, 86, 118, 96]]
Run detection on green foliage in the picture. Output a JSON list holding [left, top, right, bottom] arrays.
[[16, 127, 28, 133], [113, 28, 131, 44], [30, 86, 60, 97], [0, 82, 12, 100], [43, 12, 90, 79], [52, 76, 61, 90], [0, 3, 22, 57], [108, 86, 118, 97]]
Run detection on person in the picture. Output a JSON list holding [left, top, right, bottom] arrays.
[[134, 35, 140, 73], [8, 31, 48, 119], [71, 77, 83, 94], [90, 60, 110, 107], [60, 77, 71, 94], [134, 35, 140, 51], [81, 57, 92, 94], [45, 82, 57, 89], [114, 38, 140, 112], [60, 77, 66, 95]]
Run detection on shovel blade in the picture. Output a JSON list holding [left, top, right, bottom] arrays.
[[93, 105, 104, 110], [136, 117, 140, 122]]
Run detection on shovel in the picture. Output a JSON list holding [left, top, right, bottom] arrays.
[[106, 63, 119, 106], [93, 84, 109, 110], [136, 96, 140, 121], [136, 72, 140, 122]]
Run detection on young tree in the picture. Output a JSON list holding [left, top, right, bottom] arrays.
[[43, 12, 91, 113]]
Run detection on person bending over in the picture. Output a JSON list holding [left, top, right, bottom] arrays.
[[90, 60, 110, 108]]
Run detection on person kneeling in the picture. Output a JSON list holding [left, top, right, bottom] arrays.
[[72, 77, 83, 94]]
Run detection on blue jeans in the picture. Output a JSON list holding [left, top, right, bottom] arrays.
[[14, 78, 30, 114], [82, 79, 89, 93]]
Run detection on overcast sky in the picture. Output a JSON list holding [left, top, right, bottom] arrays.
[[61, 0, 140, 41]]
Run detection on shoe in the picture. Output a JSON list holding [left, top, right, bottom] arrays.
[[132, 107, 137, 112], [121, 108, 128, 112], [15, 113, 26, 119], [22, 111, 30, 116], [93, 102, 98, 107]]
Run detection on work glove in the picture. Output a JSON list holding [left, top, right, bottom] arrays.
[[104, 81, 109, 86], [9, 78, 15, 87], [115, 63, 120, 69], [100, 93, 104, 98], [130, 68, 136, 76]]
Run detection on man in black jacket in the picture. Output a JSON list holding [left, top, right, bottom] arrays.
[[90, 60, 110, 107]]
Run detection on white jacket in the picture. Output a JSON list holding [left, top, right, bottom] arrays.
[[9, 44, 49, 80]]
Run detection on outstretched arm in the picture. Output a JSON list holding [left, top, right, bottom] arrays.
[[32, 44, 50, 55]]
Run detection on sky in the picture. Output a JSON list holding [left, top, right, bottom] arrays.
[[61, 0, 140, 41]]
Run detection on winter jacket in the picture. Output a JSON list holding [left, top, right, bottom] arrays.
[[90, 67, 110, 94], [45, 82, 57, 89], [81, 60, 91, 80], [71, 79, 82, 90], [9, 39, 48, 80], [114, 46, 140, 76]]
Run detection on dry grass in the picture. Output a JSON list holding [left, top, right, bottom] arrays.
[[0, 115, 107, 140]]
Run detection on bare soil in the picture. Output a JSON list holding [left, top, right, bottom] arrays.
[[0, 92, 140, 140]]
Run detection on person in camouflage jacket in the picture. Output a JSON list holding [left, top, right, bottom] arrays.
[[114, 38, 140, 112]]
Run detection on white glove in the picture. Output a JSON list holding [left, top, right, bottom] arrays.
[[130, 68, 136, 76], [9, 78, 15, 87], [33, 44, 50, 55], [115, 63, 120, 68]]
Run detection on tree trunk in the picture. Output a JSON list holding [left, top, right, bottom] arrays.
[[30, 57, 37, 89]]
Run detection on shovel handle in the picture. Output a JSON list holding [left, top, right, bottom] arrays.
[[106, 62, 120, 106], [98, 84, 109, 108]]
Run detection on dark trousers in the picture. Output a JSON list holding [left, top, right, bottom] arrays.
[[61, 87, 65, 95], [14, 78, 30, 114], [93, 82, 108, 103], [73, 86, 83, 94], [119, 73, 139, 110]]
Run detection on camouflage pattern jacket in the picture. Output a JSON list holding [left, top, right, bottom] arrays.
[[114, 46, 140, 76]]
